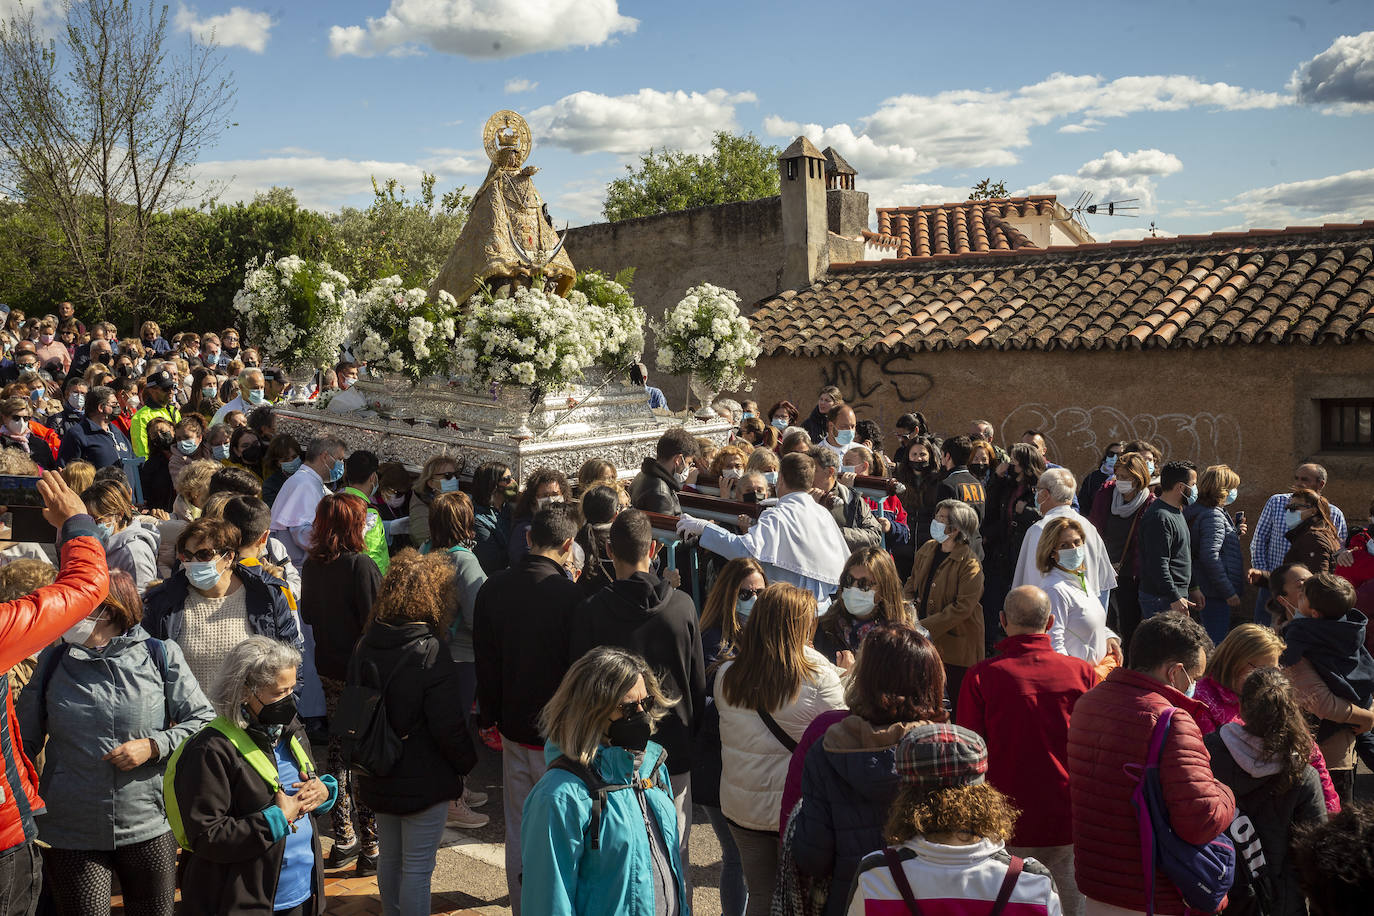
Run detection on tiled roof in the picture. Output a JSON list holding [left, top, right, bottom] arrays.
[[862, 196, 1058, 256], [754, 222, 1374, 355]]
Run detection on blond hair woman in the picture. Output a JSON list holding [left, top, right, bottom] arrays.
[[1035, 516, 1122, 668], [521, 646, 685, 916], [716, 583, 845, 916]]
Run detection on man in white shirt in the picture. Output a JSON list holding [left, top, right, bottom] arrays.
[[1012, 467, 1118, 607], [817, 404, 858, 463], [677, 452, 848, 610], [269, 435, 347, 567], [211, 368, 266, 426]]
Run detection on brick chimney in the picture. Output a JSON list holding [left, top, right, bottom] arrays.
[[779, 136, 828, 292]]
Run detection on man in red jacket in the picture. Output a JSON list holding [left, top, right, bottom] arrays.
[[1069, 611, 1235, 916], [0, 469, 109, 915], [957, 585, 1097, 916]]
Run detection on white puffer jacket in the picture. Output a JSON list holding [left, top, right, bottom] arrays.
[[716, 646, 846, 831]]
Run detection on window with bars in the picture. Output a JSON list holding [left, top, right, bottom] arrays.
[[1320, 398, 1374, 451]]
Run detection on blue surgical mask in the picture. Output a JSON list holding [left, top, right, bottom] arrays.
[[439, 477, 460, 493], [246, 389, 265, 406], [840, 464, 857, 475], [212, 443, 230, 460], [834, 429, 855, 447], [201, 385, 217, 399], [1223, 488, 1237, 506], [763, 471, 778, 486], [329, 458, 344, 483], [1146, 460, 1156, 476], [1058, 546, 1086, 570], [95, 522, 112, 542], [175, 438, 199, 456], [68, 394, 85, 412], [1284, 508, 1305, 530], [929, 520, 950, 544], [1102, 455, 1118, 473], [185, 558, 223, 590], [741, 412, 754, 420], [281, 457, 302, 475], [771, 418, 787, 430], [736, 596, 756, 621], [1183, 483, 1198, 506]]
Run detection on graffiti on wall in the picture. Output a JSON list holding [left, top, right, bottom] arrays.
[[820, 353, 934, 413], [999, 403, 1243, 470]]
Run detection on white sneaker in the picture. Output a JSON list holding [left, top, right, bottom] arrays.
[[447, 798, 490, 829], [462, 786, 488, 808]]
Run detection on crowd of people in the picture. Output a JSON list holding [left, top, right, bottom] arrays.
[[0, 310, 1368, 916]]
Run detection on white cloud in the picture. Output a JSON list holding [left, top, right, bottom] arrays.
[[329, 0, 636, 59], [1076, 148, 1183, 180], [1289, 31, 1374, 109], [505, 78, 538, 94], [553, 180, 609, 226], [765, 72, 1284, 181], [175, 5, 274, 53], [1095, 225, 1174, 242], [1023, 148, 1185, 222], [0, 0, 62, 30], [417, 148, 487, 175], [1223, 167, 1374, 228], [261, 145, 319, 156], [194, 156, 428, 211], [763, 117, 935, 180], [862, 180, 969, 213], [529, 88, 758, 155]]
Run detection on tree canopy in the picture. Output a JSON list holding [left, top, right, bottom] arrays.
[[603, 132, 781, 222]]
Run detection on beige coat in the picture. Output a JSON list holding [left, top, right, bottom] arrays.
[[905, 539, 985, 668]]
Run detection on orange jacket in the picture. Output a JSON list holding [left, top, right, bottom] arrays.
[[0, 516, 109, 852], [26, 421, 58, 463]]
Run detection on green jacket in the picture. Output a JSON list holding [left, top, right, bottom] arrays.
[[344, 486, 389, 574], [130, 404, 180, 458]]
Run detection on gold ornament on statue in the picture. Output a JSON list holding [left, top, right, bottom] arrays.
[[483, 110, 532, 169]]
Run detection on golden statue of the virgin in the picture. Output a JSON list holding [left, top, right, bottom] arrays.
[[430, 110, 576, 307]]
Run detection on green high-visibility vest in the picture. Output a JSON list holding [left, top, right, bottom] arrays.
[[164, 716, 314, 851]]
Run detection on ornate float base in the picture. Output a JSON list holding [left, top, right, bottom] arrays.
[[275, 375, 734, 480]]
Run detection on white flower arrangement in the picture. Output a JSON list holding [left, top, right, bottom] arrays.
[[454, 285, 605, 394], [232, 253, 355, 373], [574, 269, 645, 373], [347, 276, 462, 382], [653, 283, 761, 392]]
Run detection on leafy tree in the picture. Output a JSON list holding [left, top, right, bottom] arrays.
[[0, 0, 235, 327], [968, 178, 1010, 200], [323, 173, 471, 287], [603, 132, 781, 222]]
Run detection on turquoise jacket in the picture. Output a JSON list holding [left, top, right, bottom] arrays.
[[521, 740, 689, 916]]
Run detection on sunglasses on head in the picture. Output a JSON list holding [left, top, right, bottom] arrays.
[[617, 697, 655, 718]]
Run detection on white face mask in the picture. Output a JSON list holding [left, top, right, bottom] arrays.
[[536, 495, 563, 510], [1116, 480, 1136, 498], [842, 587, 877, 618], [929, 519, 950, 544], [61, 611, 105, 646], [1058, 546, 1086, 570], [721, 468, 741, 480]]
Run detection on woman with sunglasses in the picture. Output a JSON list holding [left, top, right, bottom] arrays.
[[408, 455, 460, 551], [18, 570, 213, 916], [522, 646, 685, 916], [813, 547, 908, 668], [693, 558, 766, 916], [142, 517, 302, 695]]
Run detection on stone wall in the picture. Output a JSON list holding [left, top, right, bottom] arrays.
[[751, 342, 1374, 530], [564, 189, 869, 405]]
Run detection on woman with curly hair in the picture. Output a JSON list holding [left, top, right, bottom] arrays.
[[1204, 667, 1328, 916], [507, 466, 573, 566], [846, 724, 1062, 913]]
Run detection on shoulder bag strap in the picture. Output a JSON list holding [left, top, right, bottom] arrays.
[[881, 846, 924, 915], [988, 855, 1023, 916], [757, 707, 798, 752], [1115, 508, 1143, 575], [145, 637, 175, 727]]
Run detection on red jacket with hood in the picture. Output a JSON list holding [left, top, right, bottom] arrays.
[[1068, 666, 1235, 915], [0, 515, 109, 852]]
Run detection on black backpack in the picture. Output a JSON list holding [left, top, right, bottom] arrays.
[[332, 636, 437, 777], [547, 754, 637, 850]]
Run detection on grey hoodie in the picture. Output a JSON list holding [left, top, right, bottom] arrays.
[[17, 626, 213, 850], [105, 521, 160, 590]]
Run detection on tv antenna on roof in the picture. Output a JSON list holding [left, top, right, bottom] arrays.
[[1068, 191, 1139, 232]]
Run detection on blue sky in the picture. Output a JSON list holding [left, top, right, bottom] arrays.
[[24, 0, 1374, 239]]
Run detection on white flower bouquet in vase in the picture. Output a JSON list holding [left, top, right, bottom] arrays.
[[233, 253, 355, 379], [653, 283, 762, 418], [454, 285, 604, 399], [348, 276, 462, 384], [574, 269, 646, 378]]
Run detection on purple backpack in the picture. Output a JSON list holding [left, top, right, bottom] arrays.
[[1130, 707, 1236, 915]]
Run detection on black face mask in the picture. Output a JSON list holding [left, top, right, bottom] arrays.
[[255, 692, 297, 727], [606, 710, 652, 752], [94, 352, 111, 365], [150, 431, 174, 452], [969, 464, 989, 480], [741, 491, 758, 504], [239, 443, 264, 465]]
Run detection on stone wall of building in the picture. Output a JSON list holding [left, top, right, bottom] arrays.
[[751, 342, 1374, 528]]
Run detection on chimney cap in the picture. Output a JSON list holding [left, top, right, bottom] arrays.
[[822, 146, 856, 176], [779, 136, 825, 162]]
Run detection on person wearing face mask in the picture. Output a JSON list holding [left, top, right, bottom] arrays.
[[1188, 465, 1249, 645], [0, 395, 57, 471], [129, 370, 180, 458], [711, 445, 750, 501], [1034, 517, 1122, 670], [142, 518, 302, 695], [17, 570, 213, 916], [522, 646, 685, 916], [256, 433, 300, 509], [407, 455, 461, 553], [507, 466, 573, 566], [894, 435, 945, 563], [473, 505, 583, 915], [34, 320, 69, 373], [199, 332, 222, 370], [935, 435, 988, 525], [205, 421, 232, 463], [567, 510, 706, 887], [1077, 442, 1122, 516], [766, 399, 800, 434], [814, 547, 908, 667], [818, 404, 858, 462], [268, 436, 347, 569], [55, 384, 134, 474], [1087, 452, 1155, 654], [340, 449, 390, 575], [163, 636, 335, 916], [470, 461, 515, 574], [139, 417, 178, 513], [48, 376, 88, 438], [188, 365, 223, 421], [691, 558, 765, 916], [211, 367, 266, 426], [169, 415, 208, 481], [226, 426, 266, 481], [1012, 468, 1116, 610], [1280, 487, 1343, 577], [735, 470, 771, 508], [631, 427, 700, 517], [1136, 459, 1203, 621], [1067, 611, 1235, 916]]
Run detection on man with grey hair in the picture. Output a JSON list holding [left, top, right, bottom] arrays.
[[808, 445, 883, 552], [1248, 461, 1348, 623], [211, 367, 266, 425], [1012, 467, 1117, 605], [269, 436, 347, 567], [955, 584, 1096, 916]]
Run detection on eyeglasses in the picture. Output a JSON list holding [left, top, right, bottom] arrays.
[[617, 697, 655, 718], [738, 586, 764, 601], [11, 414, 31, 422], [843, 578, 875, 591], [179, 549, 223, 563], [434, 471, 457, 481]]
